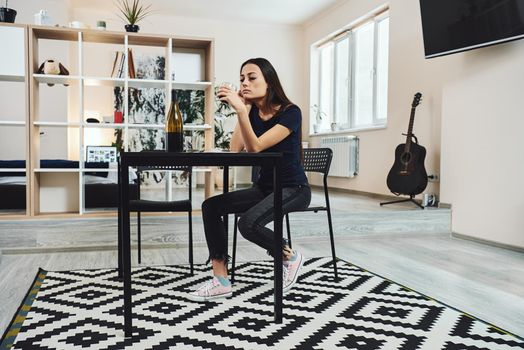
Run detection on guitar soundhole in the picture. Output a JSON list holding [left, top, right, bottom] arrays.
[[400, 152, 411, 164]]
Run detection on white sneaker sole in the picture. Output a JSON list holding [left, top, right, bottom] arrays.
[[283, 254, 305, 294], [186, 290, 232, 302]]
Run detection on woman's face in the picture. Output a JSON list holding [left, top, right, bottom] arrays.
[[240, 63, 268, 102]]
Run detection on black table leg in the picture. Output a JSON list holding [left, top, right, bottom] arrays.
[[117, 161, 123, 278], [121, 163, 133, 338], [273, 158, 283, 323], [222, 166, 229, 235]]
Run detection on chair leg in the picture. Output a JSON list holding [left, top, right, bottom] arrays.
[[231, 214, 238, 284], [189, 211, 194, 275], [326, 208, 338, 281], [137, 211, 142, 264], [285, 214, 292, 249]]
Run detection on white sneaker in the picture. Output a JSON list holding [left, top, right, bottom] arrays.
[[283, 251, 305, 293], [186, 277, 232, 302]]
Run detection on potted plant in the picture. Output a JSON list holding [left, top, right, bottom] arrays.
[[115, 0, 152, 32], [0, 1, 17, 23], [311, 104, 326, 133]]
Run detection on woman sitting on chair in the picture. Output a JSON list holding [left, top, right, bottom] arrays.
[[187, 57, 311, 301]]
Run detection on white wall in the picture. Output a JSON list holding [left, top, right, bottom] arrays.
[[304, 0, 524, 248], [441, 44, 524, 248]]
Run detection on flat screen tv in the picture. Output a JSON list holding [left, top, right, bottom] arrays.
[[419, 0, 524, 58]]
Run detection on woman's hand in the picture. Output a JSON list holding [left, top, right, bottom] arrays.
[[218, 86, 249, 114]]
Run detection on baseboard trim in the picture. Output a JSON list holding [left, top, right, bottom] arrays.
[[452, 232, 524, 253], [310, 185, 419, 202]]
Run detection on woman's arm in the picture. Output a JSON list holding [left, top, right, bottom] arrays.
[[219, 86, 291, 153], [230, 121, 244, 152]]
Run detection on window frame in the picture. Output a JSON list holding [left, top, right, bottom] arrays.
[[311, 8, 389, 135]]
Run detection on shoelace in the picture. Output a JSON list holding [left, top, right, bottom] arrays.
[[283, 265, 290, 284], [196, 279, 217, 296]]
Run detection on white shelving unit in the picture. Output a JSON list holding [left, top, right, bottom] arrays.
[[28, 26, 215, 216]]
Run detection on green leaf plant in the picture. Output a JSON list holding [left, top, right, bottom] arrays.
[[115, 0, 152, 25]]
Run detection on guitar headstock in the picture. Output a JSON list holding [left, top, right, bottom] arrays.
[[412, 92, 422, 108]]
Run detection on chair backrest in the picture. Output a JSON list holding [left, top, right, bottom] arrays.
[[302, 148, 332, 176], [137, 165, 191, 173], [136, 165, 192, 201]]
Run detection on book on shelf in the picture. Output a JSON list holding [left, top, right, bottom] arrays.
[[110, 51, 122, 78], [128, 49, 136, 79], [110, 49, 135, 79]]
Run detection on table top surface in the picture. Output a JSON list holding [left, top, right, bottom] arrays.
[[120, 151, 283, 167]]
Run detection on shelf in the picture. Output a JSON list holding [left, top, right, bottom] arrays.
[[128, 78, 169, 89], [127, 123, 212, 130], [0, 168, 26, 173], [185, 123, 212, 131], [0, 121, 25, 126], [83, 123, 125, 128], [33, 121, 81, 127], [0, 74, 25, 82], [173, 81, 212, 90], [34, 168, 80, 173], [30, 26, 213, 49], [32, 75, 212, 90], [33, 74, 80, 85], [84, 77, 125, 87], [80, 168, 117, 173]]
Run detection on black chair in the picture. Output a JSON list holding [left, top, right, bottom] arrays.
[[129, 165, 194, 275], [230, 147, 337, 282]]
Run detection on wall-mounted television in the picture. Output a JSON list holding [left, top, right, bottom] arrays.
[[419, 0, 524, 58]]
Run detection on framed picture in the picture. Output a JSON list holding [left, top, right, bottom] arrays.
[[86, 146, 118, 163]]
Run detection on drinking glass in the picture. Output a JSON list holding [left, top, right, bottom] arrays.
[[216, 82, 237, 103], [219, 82, 237, 91]]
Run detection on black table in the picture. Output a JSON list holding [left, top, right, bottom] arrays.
[[118, 151, 283, 337]]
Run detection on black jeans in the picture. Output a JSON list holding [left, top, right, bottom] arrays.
[[201, 184, 311, 262]]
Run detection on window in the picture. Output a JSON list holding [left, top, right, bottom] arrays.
[[311, 10, 389, 133]]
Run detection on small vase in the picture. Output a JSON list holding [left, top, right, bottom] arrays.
[[0, 8, 17, 23], [125, 24, 139, 33]]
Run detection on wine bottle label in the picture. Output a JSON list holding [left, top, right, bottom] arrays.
[[167, 132, 183, 152]]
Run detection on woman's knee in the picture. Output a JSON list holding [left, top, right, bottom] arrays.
[[237, 215, 257, 240], [202, 195, 222, 214]]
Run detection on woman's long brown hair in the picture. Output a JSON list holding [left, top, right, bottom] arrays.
[[241, 57, 303, 160], [241, 58, 293, 114]]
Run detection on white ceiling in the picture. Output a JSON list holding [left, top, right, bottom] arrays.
[[70, 0, 345, 25]]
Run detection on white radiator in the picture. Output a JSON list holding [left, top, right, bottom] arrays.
[[320, 135, 359, 177]]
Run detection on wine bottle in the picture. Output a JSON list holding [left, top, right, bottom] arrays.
[[166, 90, 184, 152]]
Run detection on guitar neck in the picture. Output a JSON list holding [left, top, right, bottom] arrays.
[[404, 107, 416, 150]]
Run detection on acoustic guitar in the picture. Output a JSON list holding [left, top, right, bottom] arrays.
[[386, 92, 428, 196]]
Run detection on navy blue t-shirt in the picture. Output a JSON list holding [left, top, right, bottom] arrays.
[[249, 104, 308, 190]]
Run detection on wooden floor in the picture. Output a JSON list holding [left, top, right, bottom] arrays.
[[0, 189, 523, 338]]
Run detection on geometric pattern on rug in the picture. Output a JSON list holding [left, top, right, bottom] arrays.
[[1, 257, 523, 350]]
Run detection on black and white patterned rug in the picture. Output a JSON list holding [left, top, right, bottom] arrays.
[[1, 258, 523, 349]]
